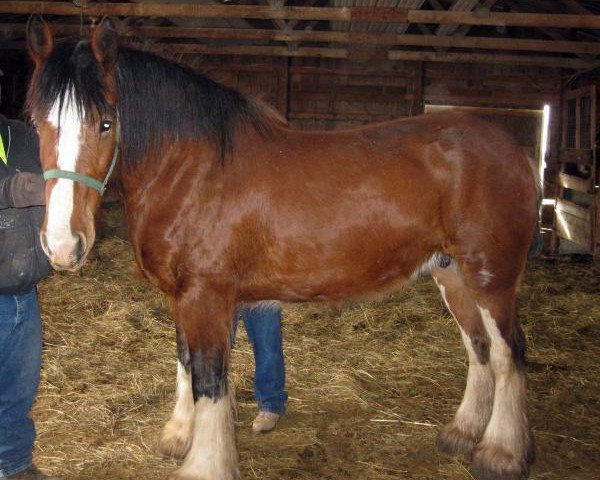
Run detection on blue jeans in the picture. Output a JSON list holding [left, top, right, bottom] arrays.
[[233, 306, 287, 414], [0, 289, 42, 478]]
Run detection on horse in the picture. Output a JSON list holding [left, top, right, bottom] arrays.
[[26, 16, 537, 480]]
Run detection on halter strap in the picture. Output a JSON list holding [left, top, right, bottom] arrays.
[[43, 122, 121, 196]]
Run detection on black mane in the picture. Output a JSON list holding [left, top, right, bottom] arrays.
[[27, 38, 112, 120], [27, 38, 281, 165]]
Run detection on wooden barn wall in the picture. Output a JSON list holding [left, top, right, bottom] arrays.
[[286, 58, 420, 130], [424, 62, 560, 110], [198, 57, 560, 121], [559, 68, 600, 254], [196, 55, 562, 194], [198, 56, 289, 116]]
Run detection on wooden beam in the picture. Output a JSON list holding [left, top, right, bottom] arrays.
[[388, 50, 596, 69], [266, 0, 291, 35], [397, 0, 427, 35], [555, 198, 592, 249], [452, 0, 499, 36], [1, 2, 600, 28], [435, 0, 482, 36], [158, 44, 350, 59], [290, 66, 415, 78], [2, 23, 599, 55], [160, 44, 599, 69], [425, 93, 557, 108], [558, 172, 593, 193], [408, 10, 600, 29], [3, 36, 596, 69], [427, 105, 544, 117]]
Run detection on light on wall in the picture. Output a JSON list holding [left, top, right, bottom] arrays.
[[540, 104, 551, 198]]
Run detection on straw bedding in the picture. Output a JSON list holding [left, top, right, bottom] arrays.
[[32, 205, 599, 479]]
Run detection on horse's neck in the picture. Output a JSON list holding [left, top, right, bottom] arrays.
[[121, 140, 219, 201]]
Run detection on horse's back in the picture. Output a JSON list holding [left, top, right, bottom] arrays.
[[222, 111, 536, 301]]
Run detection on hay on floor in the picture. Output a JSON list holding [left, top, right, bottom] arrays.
[[32, 206, 599, 479]]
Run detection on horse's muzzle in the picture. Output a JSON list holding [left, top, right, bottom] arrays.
[[40, 231, 89, 272]]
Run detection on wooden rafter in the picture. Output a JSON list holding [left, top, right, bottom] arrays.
[[1, 2, 599, 28], [502, 0, 595, 59], [2, 39, 586, 68], [435, 0, 482, 36], [445, 0, 499, 37], [2, 23, 598, 56]]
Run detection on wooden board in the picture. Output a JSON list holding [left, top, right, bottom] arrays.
[[558, 173, 593, 193], [555, 199, 592, 250]]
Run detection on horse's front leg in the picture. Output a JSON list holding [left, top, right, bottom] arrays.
[[167, 286, 238, 480], [158, 326, 195, 459]]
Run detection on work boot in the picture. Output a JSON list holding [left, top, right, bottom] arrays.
[[252, 411, 281, 433], [6, 465, 60, 480]]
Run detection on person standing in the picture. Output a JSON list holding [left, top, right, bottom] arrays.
[[0, 112, 56, 480], [234, 305, 288, 433]]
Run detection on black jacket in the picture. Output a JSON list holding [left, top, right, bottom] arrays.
[[0, 113, 51, 294]]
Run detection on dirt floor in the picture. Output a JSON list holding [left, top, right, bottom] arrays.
[[31, 206, 599, 480]]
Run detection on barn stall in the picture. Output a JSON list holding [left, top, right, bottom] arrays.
[[0, 1, 599, 479]]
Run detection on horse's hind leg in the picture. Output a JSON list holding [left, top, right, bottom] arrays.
[[435, 260, 533, 480], [167, 286, 239, 480], [471, 289, 533, 480], [158, 326, 195, 459], [432, 264, 494, 458]]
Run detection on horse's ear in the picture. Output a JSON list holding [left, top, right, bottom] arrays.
[[91, 17, 118, 71], [26, 15, 54, 65]]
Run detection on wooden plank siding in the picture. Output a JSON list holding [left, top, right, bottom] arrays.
[[286, 59, 417, 130], [196, 55, 560, 150]]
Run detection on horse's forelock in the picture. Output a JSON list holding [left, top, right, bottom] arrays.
[[28, 38, 112, 122]]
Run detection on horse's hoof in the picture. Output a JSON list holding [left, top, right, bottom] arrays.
[[167, 472, 203, 480], [167, 472, 192, 480], [166, 468, 239, 480], [471, 443, 529, 480], [435, 422, 477, 458], [157, 421, 192, 460]]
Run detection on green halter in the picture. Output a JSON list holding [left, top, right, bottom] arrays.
[[43, 122, 121, 196]]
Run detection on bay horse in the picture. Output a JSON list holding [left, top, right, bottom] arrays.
[[26, 16, 537, 480]]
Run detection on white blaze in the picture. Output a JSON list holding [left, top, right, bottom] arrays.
[[46, 88, 82, 253]]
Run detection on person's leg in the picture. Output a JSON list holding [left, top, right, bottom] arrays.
[[0, 289, 42, 478], [241, 305, 287, 430]]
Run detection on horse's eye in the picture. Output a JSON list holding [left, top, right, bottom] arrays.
[[100, 120, 112, 133]]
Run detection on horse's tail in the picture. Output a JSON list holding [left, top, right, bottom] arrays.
[[526, 153, 543, 258]]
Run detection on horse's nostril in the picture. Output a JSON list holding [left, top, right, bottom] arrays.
[[74, 232, 87, 260]]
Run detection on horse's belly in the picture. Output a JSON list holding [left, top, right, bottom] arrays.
[[243, 229, 438, 303]]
